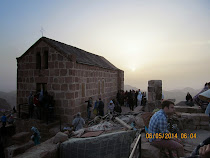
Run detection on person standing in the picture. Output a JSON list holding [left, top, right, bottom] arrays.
[[28, 92, 34, 118], [31, 127, 41, 145], [113, 99, 122, 114], [148, 100, 184, 157], [8, 114, 14, 124], [72, 112, 85, 131], [85, 97, 93, 120], [1, 114, 7, 127], [33, 93, 40, 119], [129, 90, 135, 111], [137, 90, 143, 106], [107, 100, 115, 115], [98, 98, 104, 116], [93, 99, 99, 116]]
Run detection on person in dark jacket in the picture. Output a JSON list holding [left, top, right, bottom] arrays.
[[1, 114, 7, 127], [186, 92, 193, 102], [85, 97, 93, 120], [98, 98, 104, 116], [113, 99, 122, 114], [28, 92, 34, 118]]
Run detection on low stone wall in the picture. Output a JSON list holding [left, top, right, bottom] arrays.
[[175, 106, 203, 113], [13, 137, 58, 158], [177, 113, 209, 130], [14, 118, 60, 142], [60, 130, 136, 158]]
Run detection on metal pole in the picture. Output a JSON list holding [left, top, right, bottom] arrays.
[[139, 135, 141, 158], [129, 133, 141, 158]]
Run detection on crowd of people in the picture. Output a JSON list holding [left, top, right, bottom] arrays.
[[28, 90, 54, 122], [117, 89, 147, 111], [83, 89, 146, 121]]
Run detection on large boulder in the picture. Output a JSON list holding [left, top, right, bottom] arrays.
[[134, 113, 145, 128], [53, 132, 68, 144], [141, 133, 160, 158], [0, 98, 11, 110], [141, 141, 160, 158]]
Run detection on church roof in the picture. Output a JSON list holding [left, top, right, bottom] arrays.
[[18, 37, 119, 70]]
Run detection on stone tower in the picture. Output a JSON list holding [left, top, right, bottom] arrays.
[[147, 80, 162, 112]]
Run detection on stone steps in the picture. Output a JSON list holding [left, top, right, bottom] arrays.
[[3, 119, 61, 158], [4, 141, 34, 158]]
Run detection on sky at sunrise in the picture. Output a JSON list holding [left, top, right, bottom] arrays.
[[0, 0, 210, 92]]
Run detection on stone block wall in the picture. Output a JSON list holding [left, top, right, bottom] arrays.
[[178, 113, 209, 130], [147, 80, 162, 112], [17, 41, 124, 123]]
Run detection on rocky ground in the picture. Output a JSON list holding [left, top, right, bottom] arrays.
[[1, 103, 209, 158]]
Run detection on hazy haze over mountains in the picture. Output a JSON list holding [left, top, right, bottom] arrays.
[[0, 91, 16, 109]]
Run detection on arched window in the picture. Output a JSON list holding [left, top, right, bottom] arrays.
[[82, 83, 85, 97], [36, 52, 41, 69], [43, 51, 48, 69], [102, 79, 105, 94]]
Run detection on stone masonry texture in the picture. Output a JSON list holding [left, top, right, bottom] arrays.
[[147, 80, 162, 112], [16, 38, 124, 123]]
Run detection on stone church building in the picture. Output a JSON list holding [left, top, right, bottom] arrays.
[[16, 37, 124, 122]]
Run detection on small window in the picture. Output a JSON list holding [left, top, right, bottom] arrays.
[[44, 51, 48, 69], [36, 52, 41, 69], [82, 83, 85, 97]]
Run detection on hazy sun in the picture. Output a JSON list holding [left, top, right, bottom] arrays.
[[130, 66, 136, 72]]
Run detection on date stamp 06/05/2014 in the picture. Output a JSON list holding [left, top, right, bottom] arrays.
[[146, 133, 197, 139]]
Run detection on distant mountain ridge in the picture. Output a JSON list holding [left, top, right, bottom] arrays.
[[124, 84, 200, 104], [124, 85, 147, 92], [0, 91, 16, 108], [0, 98, 11, 110]]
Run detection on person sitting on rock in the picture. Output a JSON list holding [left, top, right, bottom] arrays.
[[186, 92, 193, 102], [148, 100, 185, 158], [72, 112, 85, 131], [186, 92, 194, 106]]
